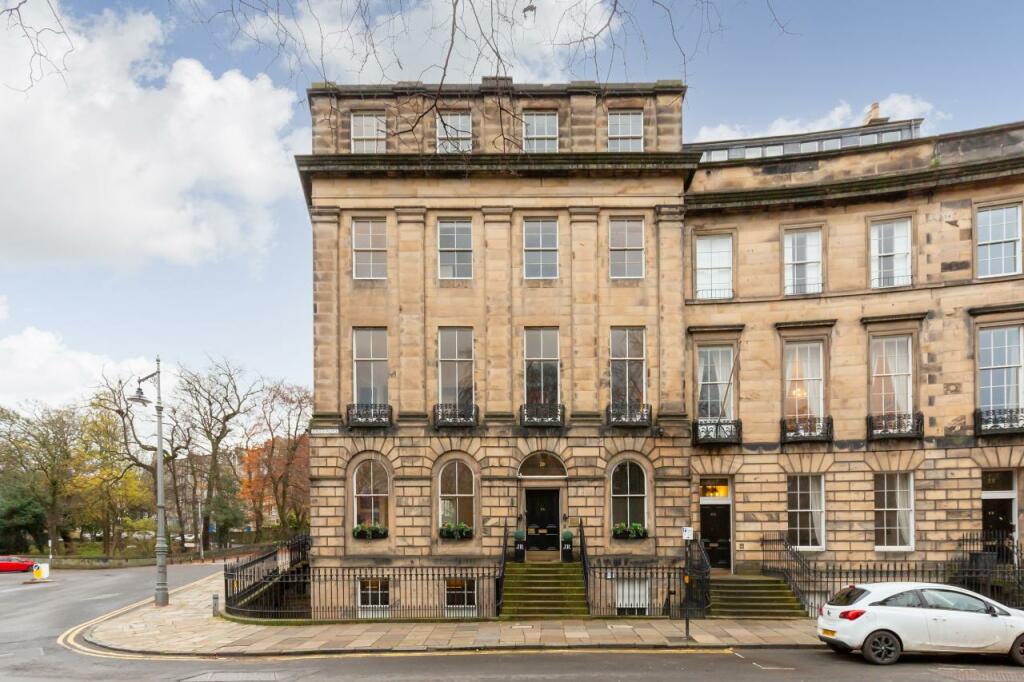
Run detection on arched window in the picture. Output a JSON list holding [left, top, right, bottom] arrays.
[[354, 460, 389, 525], [439, 460, 474, 527], [611, 461, 646, 526]]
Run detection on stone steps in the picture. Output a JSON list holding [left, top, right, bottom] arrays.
[[500, 561, 588, 620], [707, 577, 808, 619]]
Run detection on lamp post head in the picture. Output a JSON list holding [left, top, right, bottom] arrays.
[[127, 385, 151, 406]]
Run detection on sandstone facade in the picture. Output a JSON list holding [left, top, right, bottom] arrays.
[[298, 78, 1024, 572]]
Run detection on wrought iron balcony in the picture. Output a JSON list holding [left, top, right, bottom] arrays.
[[780, 416, 833, 443], [433, 403, 479, 427], [605, 403, 652, 427], [866, 412, 923, 440], [519, 403, 565, 427], [346, 403, 393, 428], [692, 418, 742, 445], [975, 408, 1024, 436]]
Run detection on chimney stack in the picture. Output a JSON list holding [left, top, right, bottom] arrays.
[[863, 101, 888, 126]]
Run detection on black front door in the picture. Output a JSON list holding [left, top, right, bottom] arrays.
[[983, 498, 1015, 536], [525, 489, 559, 551], [700, 503, 732, 569]]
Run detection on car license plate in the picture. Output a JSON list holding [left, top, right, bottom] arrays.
[[821, 629, 836, 637]]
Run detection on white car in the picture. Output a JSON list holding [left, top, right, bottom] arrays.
[[818, 582, 1024, 665]]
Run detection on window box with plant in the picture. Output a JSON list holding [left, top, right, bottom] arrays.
[[438, 522, 473, 540], [612, 522, 649, 540], [352, 522, 389, 540]]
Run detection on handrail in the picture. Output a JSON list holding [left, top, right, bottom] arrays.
[[496, 522, 509, 616], [579, 520, 591, 614]]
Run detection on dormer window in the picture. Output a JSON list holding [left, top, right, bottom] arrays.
[[437, 112, 472, 153], [607, 110, 644, 152], [351, 112, 386, 153]]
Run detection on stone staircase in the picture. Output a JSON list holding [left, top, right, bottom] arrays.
[[708, 576, 808, 619], [500, 561, 589, 619]]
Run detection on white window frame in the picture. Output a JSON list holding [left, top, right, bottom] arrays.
[[870, 217, 912, 288], [353, 460, 389, 526], [352, 218, 387, 280], [615, 577, 650, 616], [783, 227, 823, 295], [874, 472, 915, 552], [607, 110, 644, 152], [783, 341, 825, 420], [978, 325, 1024, 414], [436, 111, 472, 153], [352, 328, 388, 405], [695, 234, 733, 299], [523, 218, 559, 280], [437, 219, 473, 280], [610, 327, 647, 408], [787, 474, 826, 552], [976, 204, 1022, 278], [438, 460, 475, 528], [609, 218, 645, 279], [610, 460, 647, 527], [697, 345, 735, 420], [350, 111, 386, 154], [437, 327, 474, 406], [870, 335, 913, 416], [524, 328, 560, 405], [357, 577, 390, 619], [444, 577, 478, 618], [522, 110, 559, 153]]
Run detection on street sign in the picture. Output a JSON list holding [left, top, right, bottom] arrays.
[[682, 526, 694, 541]]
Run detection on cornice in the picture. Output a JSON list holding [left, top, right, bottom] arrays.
[[968, 302, 1024, 317], [686, 153, 1024, 213], [860, 312, 930, 326], [774, 319, 837, 330]]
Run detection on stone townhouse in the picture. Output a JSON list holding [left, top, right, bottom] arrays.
[[297, 77, 1024, 579]]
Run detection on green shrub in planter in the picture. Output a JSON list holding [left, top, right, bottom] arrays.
[[514, 529, 526, 541], [612, 522, 648, 539], [439, 521, 473, 540], [352, 522, 389, 539], [562, 530, 574, 541]]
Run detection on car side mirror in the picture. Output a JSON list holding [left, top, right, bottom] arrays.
[[987, 605, 998, 617]]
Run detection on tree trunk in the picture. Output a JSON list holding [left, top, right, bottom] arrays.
[[169, 459, 187, 548]]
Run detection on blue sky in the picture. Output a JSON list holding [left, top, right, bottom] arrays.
[[0, 0, 1021, 406]]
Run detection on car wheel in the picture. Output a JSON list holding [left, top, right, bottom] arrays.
[[1010, 634, 1024, 666], [826, 642, 850, 654], [861, 630, 901, 665]]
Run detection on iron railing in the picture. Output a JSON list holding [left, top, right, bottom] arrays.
[[519, 403, 565, 427], [496, 523, 509, 616], [347, 403, 393, 427], [584, 561, 685, 617], [975, 408, 1024, 436], [224, 534, 310, 615], [761, 531, 1024, 615], [605, 403, 652, 427], [684, 538, 712, 618], [780, 416, 833, 443], [432, 403, 479, 427], [579, 521, 590, 614], [866, 412, 923, 440], [692, 418, 742, 445]]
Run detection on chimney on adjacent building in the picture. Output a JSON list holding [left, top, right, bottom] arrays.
[[862, 101, 889, 126]]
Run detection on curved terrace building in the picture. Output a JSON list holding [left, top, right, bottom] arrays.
[[297, 78, 1024, 587]]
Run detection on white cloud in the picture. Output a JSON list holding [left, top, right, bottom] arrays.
[[0, 327, 152, 407], [695, 95, 947, 142], [0, 295, 8, 322], [235, 0, 617, 84], [0, 6, 309, 267]]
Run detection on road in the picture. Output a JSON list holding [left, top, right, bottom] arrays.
[[4, 566, 1024, 680]]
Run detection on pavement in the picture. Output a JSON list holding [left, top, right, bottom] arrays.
[[83, 572, 822, 655], [6, 567, 1024, 680]]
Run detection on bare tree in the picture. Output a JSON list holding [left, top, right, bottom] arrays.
[[254, 381, 312, 531], [176, 359, 260, 550]]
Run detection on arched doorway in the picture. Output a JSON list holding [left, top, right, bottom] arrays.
[[518, 453, 567, 556]]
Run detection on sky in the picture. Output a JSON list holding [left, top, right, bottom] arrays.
[[1, 0, 1022, 407]]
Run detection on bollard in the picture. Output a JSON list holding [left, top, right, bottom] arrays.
[[212, 593, 219, 616]]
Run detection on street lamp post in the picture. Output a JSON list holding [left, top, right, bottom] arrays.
[[128, 356, 169, 607]]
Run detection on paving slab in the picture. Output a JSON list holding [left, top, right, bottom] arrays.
[[83, 572, 822, 656]]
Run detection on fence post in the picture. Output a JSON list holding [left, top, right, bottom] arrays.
[[212, 593, 219, 616]]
